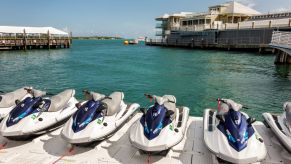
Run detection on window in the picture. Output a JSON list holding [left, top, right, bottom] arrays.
[[182, 21, 187, 26], [199, 19, 205, 24]]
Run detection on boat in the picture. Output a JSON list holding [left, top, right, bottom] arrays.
[[0, 88, 78, 140], [124, 39, 139, 45], [203, 98, 267, 163], [61, 90, 140, 144], [262, 102, 291, 152], [0, 87, 33, 121], [129, 94, 189, 153]]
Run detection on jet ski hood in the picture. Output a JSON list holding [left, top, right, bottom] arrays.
[[141, 103, 172, 140], [6, 96, 50, 127], [72, 92, 106, 133], [217, 99, 254, 152]]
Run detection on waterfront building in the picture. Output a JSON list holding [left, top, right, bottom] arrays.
[[150, 1, 291, 64], [155, 1, 291, 39]]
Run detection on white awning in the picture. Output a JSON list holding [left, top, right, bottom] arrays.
[[0, 26, 68, 35]]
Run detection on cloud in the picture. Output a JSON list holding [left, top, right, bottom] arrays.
[[271, 8, 291, 13], [237, 0, 256, 8]]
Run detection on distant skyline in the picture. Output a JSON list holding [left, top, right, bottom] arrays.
[[0, 0, 290, 38]]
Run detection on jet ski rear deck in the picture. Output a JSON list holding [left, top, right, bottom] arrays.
[[0, 114, 289, 164]]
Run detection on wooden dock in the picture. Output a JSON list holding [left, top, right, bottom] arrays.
[[0, 26, 72, 51], [0, 37, 71, 50]]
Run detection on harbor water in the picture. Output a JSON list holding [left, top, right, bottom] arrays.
[[1, 40, 291, 120]]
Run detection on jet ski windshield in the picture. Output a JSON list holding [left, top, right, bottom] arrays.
[[218, 109, 255, 152], [141, 102, 172, 140], [72, 100, 104, 133], [6, 97, 51, 127]]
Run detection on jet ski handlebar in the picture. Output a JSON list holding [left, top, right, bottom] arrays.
[[144, 94, 175, 103], [83, 90, 112, 101], [217, 98, 248, 110], [24, 87, 33, 93], [144, 93, 154, 99]]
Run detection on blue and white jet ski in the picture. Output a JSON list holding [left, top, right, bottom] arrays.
[[0, 88, 78, 140], [203, 99, 267, 163], [129, 94, 189, 153], [0, 87, 33, 120], [262, 102, 291, 153], [61, 90, 140, 144]]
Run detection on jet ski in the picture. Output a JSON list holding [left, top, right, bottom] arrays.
[[0, 88, 78, 140], [129, 94, 189, 153], [203, 99, 267, 163], [262, 102, 291, 153], [0, 87, 33, 120], [61, 90, 140, 144]]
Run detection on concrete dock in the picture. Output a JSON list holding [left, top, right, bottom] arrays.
[[0, 113, 289, 164]]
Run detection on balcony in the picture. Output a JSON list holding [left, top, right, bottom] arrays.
[[156, 23, 167, 28], [155, 31, 164, 36]]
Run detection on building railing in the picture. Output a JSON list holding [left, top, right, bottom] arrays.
[[271, 31, 291, 47], [169, 18, 291, 32]]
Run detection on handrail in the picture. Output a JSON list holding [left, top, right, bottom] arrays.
[[271, 31, 291, 47]]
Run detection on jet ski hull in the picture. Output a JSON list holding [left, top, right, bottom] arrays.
[[130, 106, 189, 152], [203, 109, 267, 164], [61, 103, 140, 144], [262, 112, 291, 153], [0, 96, 78, 140]]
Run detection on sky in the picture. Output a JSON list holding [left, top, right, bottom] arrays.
[[0, 0, 290, 38]]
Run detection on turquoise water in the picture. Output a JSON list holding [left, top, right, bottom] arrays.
[[1, 40, 291, 119]]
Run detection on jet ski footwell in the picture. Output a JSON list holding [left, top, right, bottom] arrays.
[[0, 114, 289, 164]]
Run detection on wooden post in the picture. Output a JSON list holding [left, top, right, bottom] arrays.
[[269, 20, 272, 28], [252, 21, 255, 29], [238, 22, 240, 30], [47, 30, 50, 50], [217, 23, 219, 30], [225, 23, 227, 30], [23, 29, 27, 50], [69, 31, 72, 47]]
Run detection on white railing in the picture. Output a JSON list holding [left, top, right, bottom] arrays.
[[169, 18, 291, 32], [271, 31, 291, 47]]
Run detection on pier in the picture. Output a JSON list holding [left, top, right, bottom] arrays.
[[0, 26, 71, 50], [271, 31, 291, 64], [146, 1, 291, 64]]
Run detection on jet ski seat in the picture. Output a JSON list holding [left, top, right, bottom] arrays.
[[48, 89, 75, 112], [163, 95, 176, 112], [284, 102, 291, 127], [0, 87, 29, 108], [103, 92, 124, 116], [32, 89, 46, 98], [84, 91, 105, 101], [217, 103, 230, 115]]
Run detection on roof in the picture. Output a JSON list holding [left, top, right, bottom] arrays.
[[156, 12, 193, 20], [0, 26, 68, 35], [223, 1, 261, 15]]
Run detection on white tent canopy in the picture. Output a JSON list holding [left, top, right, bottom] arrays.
[[0, 26, 68, 35]]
